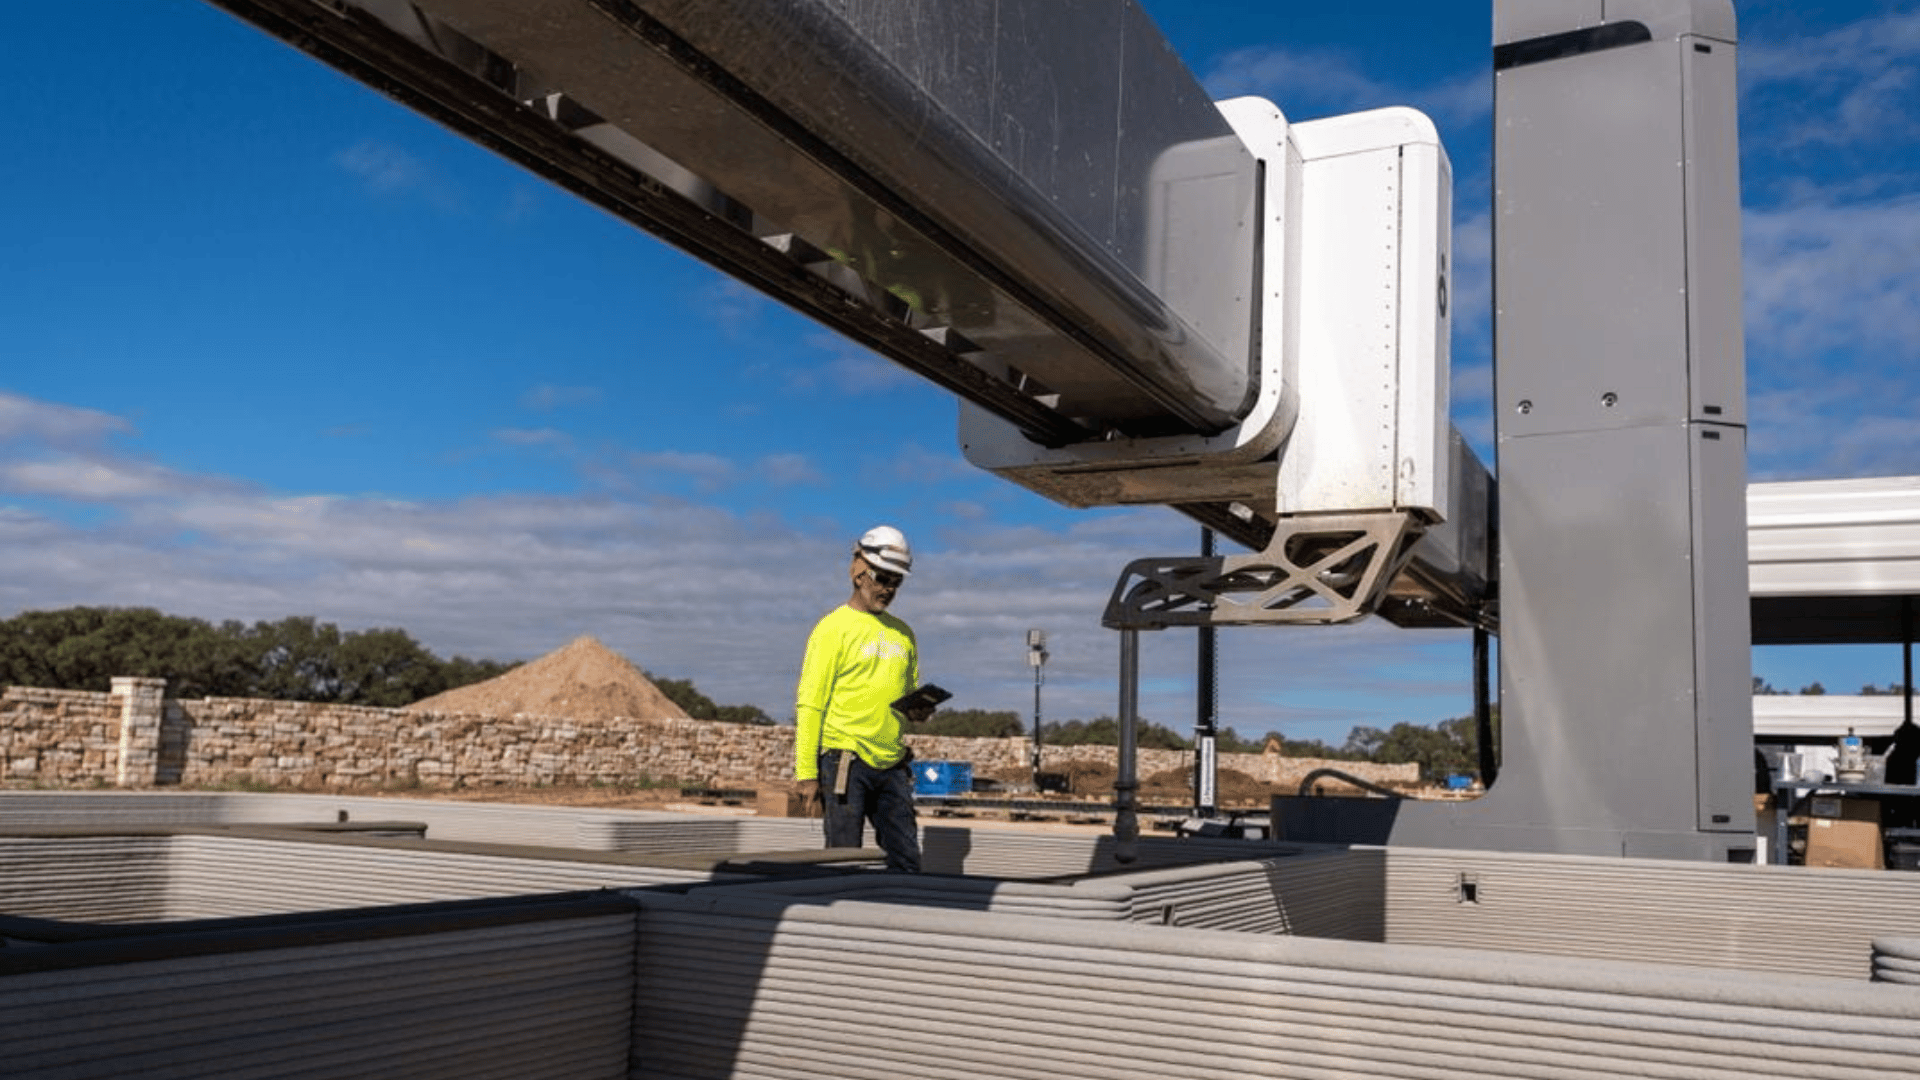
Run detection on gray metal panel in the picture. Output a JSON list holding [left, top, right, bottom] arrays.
[[1692, 425, 1756, 831], [1680, 17, 1746, 422], [1303, 0, 1753, 858], [1496, 33, 1689, 436], [1487, 424, 1721, 853]]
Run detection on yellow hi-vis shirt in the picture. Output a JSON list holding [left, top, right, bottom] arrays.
[[794, 604, 919, 780]]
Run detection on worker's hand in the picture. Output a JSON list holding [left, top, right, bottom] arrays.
[[798, 779, 823, 818], [903, 703, 936, 725]]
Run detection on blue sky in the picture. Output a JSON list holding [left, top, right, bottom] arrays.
[[2, 2, 1916, 744]]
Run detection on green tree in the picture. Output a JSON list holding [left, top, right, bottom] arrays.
[[0, 606, 253, 698], [438, 655, 518, 692], [248, 616, 345, 702], [919, 708, 1025, 738], [1342, 725, 1388, 759], [1042, 716, 1189, 750], [712, 704, 775, 726], [649, 673, 774, 725], [0, 606, 514, 705], [1370, 718, 1479, 780], [333, 628, 444, 707]]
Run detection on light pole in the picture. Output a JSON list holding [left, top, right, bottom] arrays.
[[1195, 527, 1218, 817], [1027, 629, 1048, 787]]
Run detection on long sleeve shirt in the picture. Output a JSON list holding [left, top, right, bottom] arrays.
[[793, 604, 918, 780]]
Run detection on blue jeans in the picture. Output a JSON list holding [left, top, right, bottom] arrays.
[[819, 749, 921, 873]]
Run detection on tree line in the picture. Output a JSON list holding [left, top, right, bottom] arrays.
[[0, 607, 516, 707], [646, 674, 774, 726], [1753, 677, 1911, 696], [1, 606, 781, 723], [918, 707, 1484, 781]]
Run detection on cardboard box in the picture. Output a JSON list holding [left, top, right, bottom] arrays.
[[1803, 797, 1883, 870]]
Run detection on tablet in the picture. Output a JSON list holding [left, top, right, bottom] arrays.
[[891, 684, 952, 715]]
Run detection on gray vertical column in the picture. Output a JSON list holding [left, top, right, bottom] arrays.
[[1476, 0, 1752, 857], [1278, 0, 1755, 857]]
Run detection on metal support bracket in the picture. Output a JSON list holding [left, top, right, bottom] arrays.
[[1102, 511, 1427, 630]]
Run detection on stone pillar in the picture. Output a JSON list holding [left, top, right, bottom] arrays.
[[111, 677, 167, 787]]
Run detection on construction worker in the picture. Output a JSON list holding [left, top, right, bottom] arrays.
[[794, 525, 934, 872]]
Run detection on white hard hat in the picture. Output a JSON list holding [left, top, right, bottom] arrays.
[[854, 525, 913, 577]]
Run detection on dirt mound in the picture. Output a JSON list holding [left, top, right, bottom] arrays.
[[1142, 766, 1271, 803], [984, 762, 1278, 805], [407, 635, 690, 721]]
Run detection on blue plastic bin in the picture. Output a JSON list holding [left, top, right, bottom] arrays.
[[914, 760, 973, 797]]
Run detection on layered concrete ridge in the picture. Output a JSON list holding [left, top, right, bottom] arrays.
[[4, 791, 1919, 1078]]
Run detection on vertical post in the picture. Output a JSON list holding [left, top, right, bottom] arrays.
[[111, 677, 167, 788], [1904, 597, 1913, 731], [1114, 628, 1140, 863], [1027, 629, 1048, 787], [1473, 623, 1496, 787], [1032, 666, 1044, 780], [1195, 527, 1219, 817]]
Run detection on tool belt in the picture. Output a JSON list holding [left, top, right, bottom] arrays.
[[823, 746, 914, 802]]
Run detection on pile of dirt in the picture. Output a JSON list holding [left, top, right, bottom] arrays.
[[983, 762, 1279, 805], [406, 635, 690, 721], [1142, 765, 1274, 804]]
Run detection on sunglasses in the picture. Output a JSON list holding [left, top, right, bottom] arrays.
[[863, 568, 905, 589]]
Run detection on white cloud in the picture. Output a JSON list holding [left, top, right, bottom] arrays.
[[335, 141, 415, 190], [1743, 190, 1920, 360], [520, 384, 602, 412], [795, 333, 924, 395], [1749, 370, 1920, 481], [699, 279, 771, 338], [0, 392, 128, 447], [616, 449, 738, 492], [756, 453, 822, 487], [1741, 11, 1920, 148], [336, 140, 431, 194], [492, 427, 572, 448], [332, 139, 470, 215], [1201, 47, 1489, 130], [1, 457, 187, 501], [1739, 180, 1919, 480]]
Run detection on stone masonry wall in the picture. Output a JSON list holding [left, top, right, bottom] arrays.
[[5, 680, 1417, 795], [2, 685, 124, 784]]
